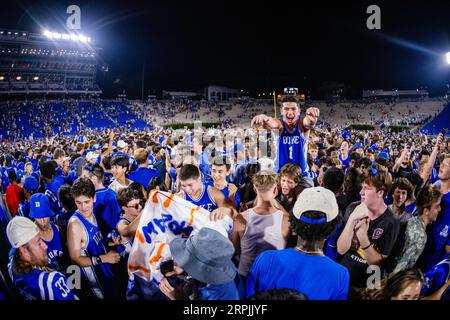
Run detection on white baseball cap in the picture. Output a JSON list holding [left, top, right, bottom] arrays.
[[292, 187, 339, 224], [117, 140, 128, 149], [6, 216, 39, 248], [86, 151, 99, 163]]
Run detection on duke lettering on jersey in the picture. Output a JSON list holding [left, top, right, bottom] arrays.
[[275, 117, 309, 174]]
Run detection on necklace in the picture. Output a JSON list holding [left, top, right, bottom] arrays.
[[294, 246, 324, 256]]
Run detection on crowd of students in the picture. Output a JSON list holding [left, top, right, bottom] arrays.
[[0, 96, 449, 301]]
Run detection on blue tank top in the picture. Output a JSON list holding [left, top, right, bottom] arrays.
[[183, 184, 218, 212], [339, 154, 351, 168], [72, 212, 119, 299], [44, 222, 64, 272], [275, 117, 309, 175], [207, 182, 241, 210]]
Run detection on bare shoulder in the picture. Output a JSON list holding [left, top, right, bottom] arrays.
[[233, 212, 248, 231]]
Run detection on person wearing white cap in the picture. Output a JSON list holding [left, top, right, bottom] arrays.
[[245, 187, 349, 300], [6, 216, 78, 300]]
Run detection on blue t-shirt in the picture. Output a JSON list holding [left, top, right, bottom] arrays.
[[128, 167, 160, 191], [94, 188, 122, 236], [421, 256, 450, 296], [245, 248, 349, 300], [424, 182, 450, 269]]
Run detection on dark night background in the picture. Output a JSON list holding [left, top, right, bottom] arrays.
[[2, 0, 450, 98]]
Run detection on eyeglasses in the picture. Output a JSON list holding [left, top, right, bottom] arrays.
[[125, 203, 140, 210]]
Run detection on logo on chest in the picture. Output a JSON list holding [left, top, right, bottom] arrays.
[[372, 228, 384, 240], [282, 136, 300, 145]]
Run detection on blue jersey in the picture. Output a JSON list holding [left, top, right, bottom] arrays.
[[44, 176, 66, 216], [207, 182, 241, 210], [339, 154, 351, 168], [44, 222, 64, 272], [94, 188, 122, 236], [422, 257, 450, 296], [71, 212, 120, 299], [18, 202, 30, 218], [8, 259, 77, 300], [183, 184, 218, 212], [104, 172, 114, 186], [275, 118, 309, 175]]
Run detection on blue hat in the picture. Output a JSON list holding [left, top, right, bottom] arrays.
[[29, 193, 54, 219], [353, 142, 363, 150], [159, 136, 165, 143], [23, 176, 39, 193], [342, 130, 352, 139], [91, 145, 102, 151], [377, 152, 390, 160], [370, 144, 379, 152]]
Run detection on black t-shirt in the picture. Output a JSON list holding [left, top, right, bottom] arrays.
[[339, 201, 400, 288]]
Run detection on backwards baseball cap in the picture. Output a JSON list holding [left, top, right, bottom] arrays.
[[6, 216, 39, 248], [86, 151, 99, 163], [29, 193, 54, 219], [23, 176, 39, 193], [292, 187, 339, 224], [353, 142, 363, 150]]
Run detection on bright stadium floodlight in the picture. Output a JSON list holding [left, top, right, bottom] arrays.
[[33, 76, 39, 81], [16, 76, 21, 80], [446, 52, 450, 65], [0, 76, 4, 81], [43, 30, 52, 38], [79, 35, 87, 43]]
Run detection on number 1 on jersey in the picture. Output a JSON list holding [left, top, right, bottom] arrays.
[[289, 146, 293, 160]]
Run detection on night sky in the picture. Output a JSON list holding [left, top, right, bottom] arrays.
[[2, 0, 450, 98]]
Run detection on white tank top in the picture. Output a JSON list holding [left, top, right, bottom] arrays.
[[238, 208, 287, 276]]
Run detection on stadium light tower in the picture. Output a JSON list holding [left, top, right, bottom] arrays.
[[446, 52, 450, 65]]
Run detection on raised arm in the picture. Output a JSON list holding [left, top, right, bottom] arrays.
[[420, 133, 443, 185], [251, 114, 282, 130], [300, 107, 320, 138]]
